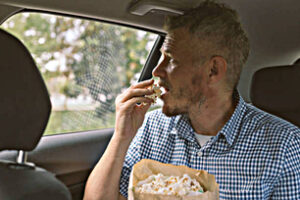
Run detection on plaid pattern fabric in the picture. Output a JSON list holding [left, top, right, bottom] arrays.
[[119, 95, 300, 199]]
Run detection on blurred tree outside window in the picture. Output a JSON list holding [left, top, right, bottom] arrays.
[[1, 12, 157, 135]]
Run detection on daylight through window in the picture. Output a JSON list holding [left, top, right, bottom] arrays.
[[1, 12, 157, 135]]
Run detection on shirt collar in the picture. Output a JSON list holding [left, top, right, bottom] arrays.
[[215, 92, 247, 146], [171, 114, 195, 142], [171, 91, 247, 146]]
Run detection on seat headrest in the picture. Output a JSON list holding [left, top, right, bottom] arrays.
[[250, 64, 300, 127], [0, 29, 51, 151]]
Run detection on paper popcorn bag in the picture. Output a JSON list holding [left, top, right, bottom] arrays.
[[128, 159, 219, 200]]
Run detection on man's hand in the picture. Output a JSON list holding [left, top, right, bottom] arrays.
[[114, 79, 154, 141]]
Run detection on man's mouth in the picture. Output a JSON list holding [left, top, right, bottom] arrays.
[[158, 83, 170, 97]]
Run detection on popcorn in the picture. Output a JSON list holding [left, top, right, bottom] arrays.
[[143, 84, 162, 105], [135, 173, 204, 197]]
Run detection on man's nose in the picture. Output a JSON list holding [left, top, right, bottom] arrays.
[[152, 58, 166, 78]]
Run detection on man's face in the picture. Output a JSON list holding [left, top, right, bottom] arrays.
[[153, 28, 208, 116]]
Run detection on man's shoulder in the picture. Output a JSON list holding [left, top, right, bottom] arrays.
[[243, 103, 300, 140]]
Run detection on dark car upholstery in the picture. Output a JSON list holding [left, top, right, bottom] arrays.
[[0, 28, 71, 200], [0, 28, 51, 151], [250, 63, 300, 127]]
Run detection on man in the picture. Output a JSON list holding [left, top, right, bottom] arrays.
[[84, 1, 300, 199]]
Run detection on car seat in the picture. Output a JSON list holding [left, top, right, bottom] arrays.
[[250, 63, 300, 127], [0, 29, 71, 200]]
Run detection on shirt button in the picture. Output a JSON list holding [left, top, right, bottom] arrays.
[[198, 151, 203, 157]]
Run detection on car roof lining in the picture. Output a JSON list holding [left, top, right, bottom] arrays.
[[0, 0, 299, 101]]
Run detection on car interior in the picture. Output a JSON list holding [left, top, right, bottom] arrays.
[[0, 0, 299, 199]]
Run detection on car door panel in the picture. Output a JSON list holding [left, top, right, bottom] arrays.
[[0, 128, 113, 200]]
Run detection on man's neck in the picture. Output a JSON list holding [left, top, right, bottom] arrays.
[[188, 91, 237, 136]]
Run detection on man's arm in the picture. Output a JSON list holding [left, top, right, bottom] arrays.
[[83, 135, 132, 200], [270, 130, 300, 199], [83, 79, 154, 200]]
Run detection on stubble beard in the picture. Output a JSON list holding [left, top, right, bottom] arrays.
[[162, 88, 206, 117], [162, 104, 184, 117]]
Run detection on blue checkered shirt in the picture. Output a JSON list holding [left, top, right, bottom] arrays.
[[119, 95, 300, 199]]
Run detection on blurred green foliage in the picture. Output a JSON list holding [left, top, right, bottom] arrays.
[[60, 82, 82, 98]]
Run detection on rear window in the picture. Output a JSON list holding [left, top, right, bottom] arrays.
[[1, 12, 157, 135]]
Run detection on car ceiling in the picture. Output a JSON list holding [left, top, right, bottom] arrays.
[[0, 0, 299, 101]]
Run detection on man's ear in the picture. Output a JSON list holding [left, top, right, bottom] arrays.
[[207, 56, 227, 84]]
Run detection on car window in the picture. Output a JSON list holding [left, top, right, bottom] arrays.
[[1, 12, 157, 135]]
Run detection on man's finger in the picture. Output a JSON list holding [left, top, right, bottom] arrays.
[[121, 88, 154, 103], [123, 97, 154, 110], [131, 79, 154, 89]]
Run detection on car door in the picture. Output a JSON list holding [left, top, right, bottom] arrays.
[[0, 11, 162, 200]]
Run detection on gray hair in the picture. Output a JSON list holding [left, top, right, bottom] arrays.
[[164, 0, 250, 90]]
